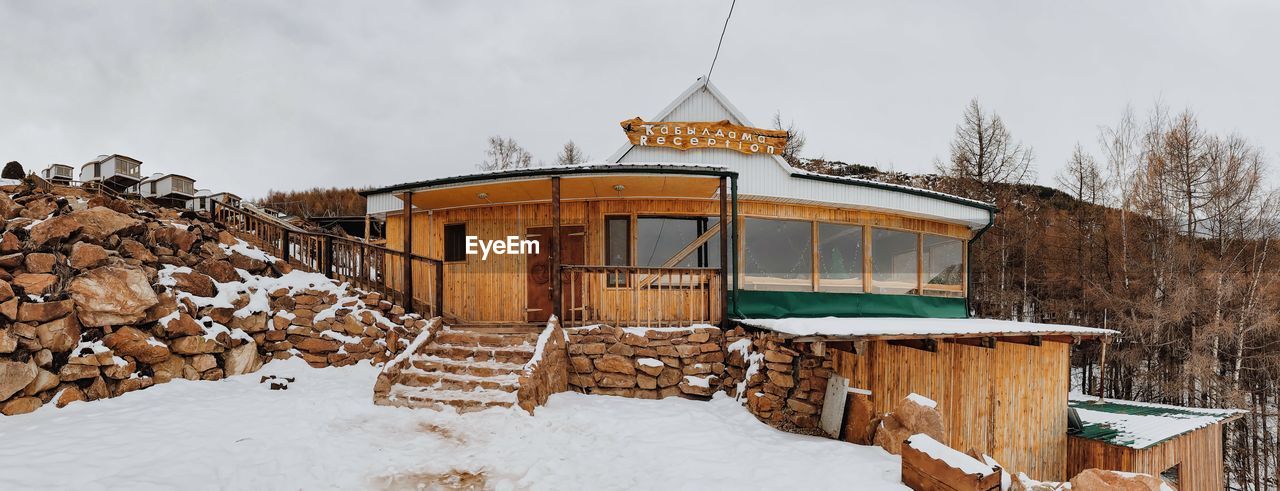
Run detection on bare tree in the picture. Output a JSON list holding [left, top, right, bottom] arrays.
[[771, 111, 807, 165], [937, 99, 1035, 195], [478, 135, 534, 171], [556, 140, 589, 166]]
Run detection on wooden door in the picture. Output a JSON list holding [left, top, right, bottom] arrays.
[[526, 226, 584, 323]]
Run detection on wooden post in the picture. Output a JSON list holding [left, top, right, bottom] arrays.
[[719, 176, 729, 328], [1096, 337, 1109, 402], [434, 260, 444, 318], [363, 214, 371, 242], [280, 229, 291, 264], [401, 191, 414, 314], [322, 235, 333, 278], [550, 177, 562, 321]]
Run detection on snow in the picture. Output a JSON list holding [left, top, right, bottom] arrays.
[[637, 358, 664, 368], [1068, 393, 1242, 449], [683, 375, 713, 388], [906, 434, 996, 477], [0, 359, 907, 490], [739, 316, 1117, 338], [523, 319, 563, 374], [220, 238, 277, 263], [906, 393, 937, 409]]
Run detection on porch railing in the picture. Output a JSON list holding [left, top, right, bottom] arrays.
[[209, 200, 443, 317], [561, 265, 721, 328]]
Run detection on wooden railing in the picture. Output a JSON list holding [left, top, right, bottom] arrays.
[[209, 200, 443, 317], [561, 265, 722, 328]]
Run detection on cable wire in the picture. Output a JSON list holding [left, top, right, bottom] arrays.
[[705, 0, 737, 83]]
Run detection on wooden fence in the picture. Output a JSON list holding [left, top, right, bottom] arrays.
[[561, 265, 721, 328], [210, 201, 443, 317]]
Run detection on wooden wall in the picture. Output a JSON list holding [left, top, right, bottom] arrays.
[[1067, 425, 1223, 491], [831, 339, 1072, 481], [383, 197, 972, 323]]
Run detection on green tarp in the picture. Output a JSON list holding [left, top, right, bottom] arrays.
[[730, 290, 966, 319]]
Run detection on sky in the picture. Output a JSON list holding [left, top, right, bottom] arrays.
[[2, 1, 1277, 199]]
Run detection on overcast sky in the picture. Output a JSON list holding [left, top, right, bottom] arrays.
[[3, 1, 1277, 199]]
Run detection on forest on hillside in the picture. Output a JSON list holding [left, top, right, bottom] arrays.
[[266, 101, 1278, 488]]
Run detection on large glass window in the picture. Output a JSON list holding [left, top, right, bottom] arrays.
[[922, 234, 963, 296], [743, 218, 812, 291], [636, 216, 720, 268], [871, 228, 918, 294], [818, 223, 863, 292], [605, 216, 630, 266]]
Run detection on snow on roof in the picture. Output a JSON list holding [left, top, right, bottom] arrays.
[[738, 316, 1116, 339], [1068, 393, 1244, 449]]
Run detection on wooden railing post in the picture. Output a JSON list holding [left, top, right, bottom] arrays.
[[280, 229, 291, 264], [323, 235, 333, 278], [551, 177, 562, 320], [434, 261, 444, 318], [719, 176, 729, 328], [400, 191, 414, 314]]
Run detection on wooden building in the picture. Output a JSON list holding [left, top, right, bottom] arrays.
[[1067, 395, 1242, 490]]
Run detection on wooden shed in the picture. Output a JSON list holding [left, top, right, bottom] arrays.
[[1067, 396, 1242, 490]]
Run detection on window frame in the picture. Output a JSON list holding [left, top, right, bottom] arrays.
[[442, 222, 467, 263]]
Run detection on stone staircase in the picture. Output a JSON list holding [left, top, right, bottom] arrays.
[[375, 327, 541, 412]]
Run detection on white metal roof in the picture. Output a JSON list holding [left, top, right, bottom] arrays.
[[738, 317, 1117, 339], [1068, 393, 1244, 449]]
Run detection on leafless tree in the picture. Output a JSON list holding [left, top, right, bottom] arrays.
[[937, 99, 1035, 196], [556, 140, 589, 166], [771, 111, 807, 165], [478, 135, 534, 171]]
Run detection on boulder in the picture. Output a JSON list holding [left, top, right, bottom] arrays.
[[65, 206, 144, 241], [22, 368, 59, 396], [84, 376, 109, 400], [57, 363, 99, 382], [26, 214, 83, 246], [113, 376, 154, 396], [102, 326, 172, 364], [153, 227, 199, 253], [223, 341, 262, 376], [894, 395, 947, 444], [0, 279, 13, 303], [195, 259, 239, 283], [170, 335, 225, 355], [55, 386, 87, 408], [292, 337, 340, 353], [593, 354, 636, 375], [12, 273, 58, 295], [0, 396, 42, 416], [118, 239, 156, 263], [1068, 469, 1164, 491], [68, 266, 160, 327], [23, 253, 57, 274], [872, 414, 914, 455], [35, 316, 81, 353], [162, 312, 204, 337], [69, 242, 110, 269], [0, 298, 16, 321], [0, 231, 19, 253], [170, 271, 216, 297], [0, 252, 22, 269], [0, 328, 16, 353], [0, 360, 38, 400], [18, 299, 74, 323], [150, 357, 186, 383], [190, 353, 218, 372], [229, 252, 268, 273]]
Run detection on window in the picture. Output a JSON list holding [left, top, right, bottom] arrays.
[[871, 228, 919, 294], [922, 234, 964, 297], [743, 218, 812, 291], [149, 181, 157, 194], [199, 197, 207, 209], [818, 223, 863, 292], [636, 216, 720, 268], [443, 223, 466, 262], [93, 163, 100, 178], [605, 216, 630, 286]]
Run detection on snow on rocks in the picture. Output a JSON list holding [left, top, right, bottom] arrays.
[[0, 359, 908, 489], [566, 324, 724, 400]]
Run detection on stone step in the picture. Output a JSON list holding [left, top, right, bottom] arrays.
[[381, 385, 517, 413], [409, 355, 526, 378], [397, 369, 520, 393], [419, 343, 536, 364], [434, 330, 539, 347]]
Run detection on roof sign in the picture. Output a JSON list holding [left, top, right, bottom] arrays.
[[619, 117, 788, 155]]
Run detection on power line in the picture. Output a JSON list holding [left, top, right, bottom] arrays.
[[705, 0, 737, 83]]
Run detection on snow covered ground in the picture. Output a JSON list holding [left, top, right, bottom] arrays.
[[0, 359, 905, 490]]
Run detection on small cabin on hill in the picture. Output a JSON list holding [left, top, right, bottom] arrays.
[[355, 78, 1235, 486], [188, 190, 242, 212], [40, 164, 74, 184], [79, 154, 142, 192], [136, 173, 196, 207]]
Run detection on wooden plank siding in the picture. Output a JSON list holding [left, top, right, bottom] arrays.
[[832, 340, 1072, 481], [1067, 425, 1224, 491], [382, 197, 972, 323]]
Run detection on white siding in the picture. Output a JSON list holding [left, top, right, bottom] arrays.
[[366, 192, 408, 215]]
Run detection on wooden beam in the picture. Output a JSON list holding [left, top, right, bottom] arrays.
[[634, 222, 721, 289], [401, 191, 414, 314], [999, 335, 1043, 347], [889, 338, 937, 353], [946, 336, 996, 349], [550, 177, 562, 320], [719, 176, 729, 328]]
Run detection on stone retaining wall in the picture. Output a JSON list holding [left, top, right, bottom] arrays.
[[566, 324, 726, 400], [515, 320, 569, 413], [721, 328, 833, 433]]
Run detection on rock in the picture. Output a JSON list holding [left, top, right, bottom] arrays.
[[55, 386, 87, 408], [229, 252, 268, 273], [12, 273, 58, 295], [0, 396, 42, 416], [1, 360, 38, 400], [764, 350, 793, 363], [688, 330, 711, 343], [872, 415, 914, 455], [292, 337, 341, 353], [0, 253, 22, 269], [195, 259, 239, 283], [596, 372, 636, 388], [58, 363, 99, 382], [1069, 469, 1164, 491], [787, 398, 818, 414], [0, 298, 16, 320], [0, 328, 16, 353], [593, 354, 636, 375], [68, 265, 160, 327], [0, 279, 12, 303], [118, 239, 157, 263], [66, 206, 144, 241], [657, 367, 683, 387], [894, 395, 947, 444], [223, 341, 262, 376], [18, 299, 74, 323], [85, 376, 109, 400], [228, 312, 268, 333], [153, 227, 198, 252], [69, 242, 110, 269], [170, 271, 216, 297], [35, 316, 80, 353], [190, 353, 218, 372], [0, 231, 19, 253], [170, 335, 225, 354], [102, 358, 137, 379], [635, 360, 664, 377], [22, 369, 59, 396], [26, 214, 83, 246], [150, 357, 186, 383], [102, 326, 172, 364], [679, 376, 717, 396], [766, 370, 795, 389], [23, 253, 57, 274], [114, 376, 155, 396], [163, 312, 204, 337]]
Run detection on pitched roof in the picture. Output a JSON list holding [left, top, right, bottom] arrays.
[[1069, 393, 1243, 449]]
